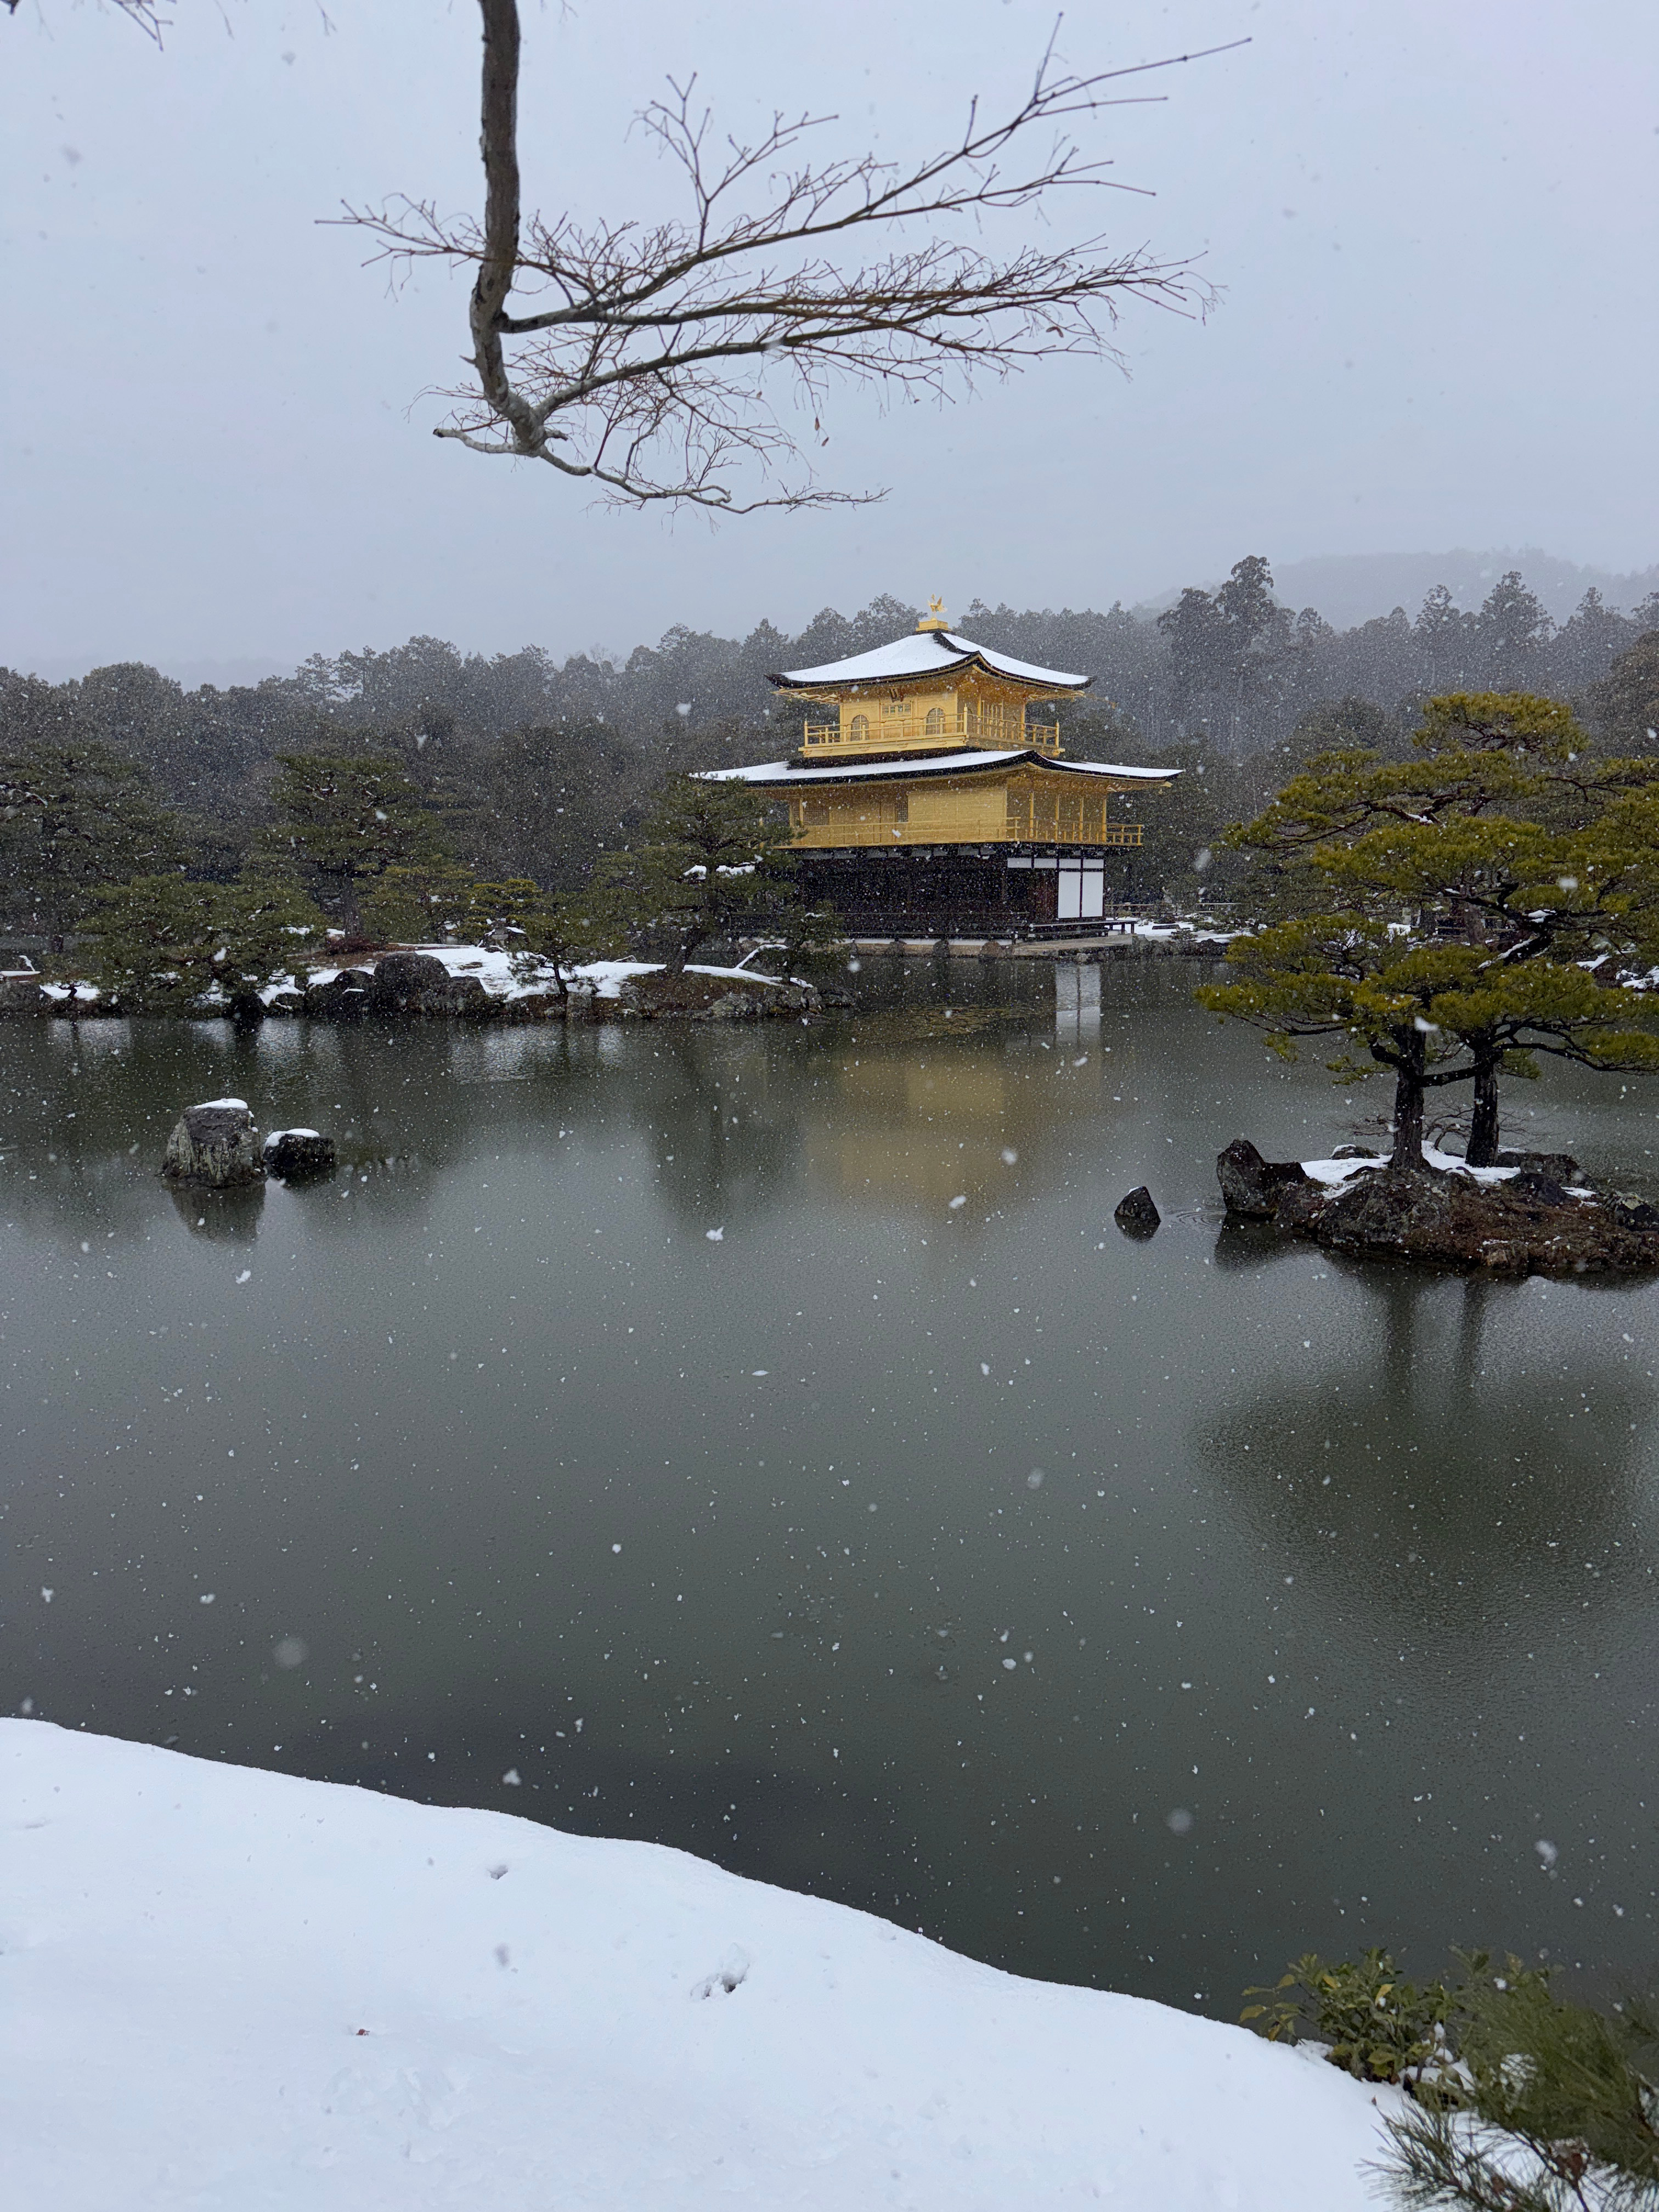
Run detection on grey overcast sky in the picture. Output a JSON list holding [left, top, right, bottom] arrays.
[[3, 0, 1656, 677]]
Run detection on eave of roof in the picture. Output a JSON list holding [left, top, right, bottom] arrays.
[[701, 751, 1180, 787], [769, 629, 1090, 694]]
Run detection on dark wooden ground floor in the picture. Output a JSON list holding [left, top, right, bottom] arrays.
[[794, 848, 1150, 935]]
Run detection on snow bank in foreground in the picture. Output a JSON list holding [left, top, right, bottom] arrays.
[[0, 1723, 1392, 2210]]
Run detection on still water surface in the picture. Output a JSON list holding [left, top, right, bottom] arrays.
[[4, 960, 1656, 2017]]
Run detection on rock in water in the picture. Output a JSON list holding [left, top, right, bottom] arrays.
[[263, 1129, 337, 1181], [1114, 1186, 1161, 1237], [161, 1099, 264, 1188], [1216, 1137, 1312, 1218]]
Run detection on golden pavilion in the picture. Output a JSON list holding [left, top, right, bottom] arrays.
[[704, 602, 1178, 935]]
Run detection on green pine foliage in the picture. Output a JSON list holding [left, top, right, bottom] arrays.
[[359, 862, 615, 1000], [359, 862, 494, 945], [0, 739, 182, 938], [1199, 693, 1659, 1165], [1390, 1960, 1659, 2212], [1587, 632, 1659, 756], [362, 866, 591, 968], [1243, 1949, 1659, 2212], [86, 870, 325, 1014], [586, 773, 830, 975], [261, 751, 449, 934]]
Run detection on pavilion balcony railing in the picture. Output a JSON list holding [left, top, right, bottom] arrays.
[[1006, 820, 1144, 846], [801, 720, 1063, 754]]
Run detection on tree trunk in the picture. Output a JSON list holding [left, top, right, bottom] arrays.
[[1389, 1031, 1426, 1171], [335, 873, 362, 939], [1466, 1054, 1501, 1167]]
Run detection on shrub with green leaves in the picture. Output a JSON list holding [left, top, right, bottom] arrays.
[[1243, 1946, 1659, 2211], [1243, 1948, 1455, 2091]]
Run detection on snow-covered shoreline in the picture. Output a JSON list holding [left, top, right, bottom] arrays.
[[1, 1720, 1395, 2208]]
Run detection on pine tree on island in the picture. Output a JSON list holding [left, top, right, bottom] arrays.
[[1199, 693, 1659, 1169], [582, 775, 837, 978]]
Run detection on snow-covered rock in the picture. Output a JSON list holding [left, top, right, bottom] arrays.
[[262, 1128, 337, 1180], [160, 1099, 264, 1188], [0, 1721, 1393, 2211]]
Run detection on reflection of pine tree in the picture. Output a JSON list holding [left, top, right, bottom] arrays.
[[1194, 1267, 1653, 1641]]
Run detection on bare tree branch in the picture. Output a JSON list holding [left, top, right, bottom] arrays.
[[336, 1, 1242, 511], [4, 0, 169, 32]]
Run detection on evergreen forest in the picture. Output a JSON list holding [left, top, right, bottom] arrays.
[[3, 559, 1656, 938]]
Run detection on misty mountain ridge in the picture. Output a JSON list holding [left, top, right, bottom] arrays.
[[16, 549, 1655, 695], [1131, 550, 1658, 628], [1260, 550, 1659, 630]]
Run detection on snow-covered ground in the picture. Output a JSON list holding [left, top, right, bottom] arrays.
[[291, 949, 784, 1003], [1301, 1146, 1528, 1189], [1, 1722, 1394, 2210], [574, 958, 783, 1000]]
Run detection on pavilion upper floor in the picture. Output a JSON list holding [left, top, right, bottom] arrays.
[[769, 616, 1091, 762]]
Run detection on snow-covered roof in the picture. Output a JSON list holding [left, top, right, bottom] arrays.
[[772, 630, 1090, 693], [704, 751, 1178, 787]]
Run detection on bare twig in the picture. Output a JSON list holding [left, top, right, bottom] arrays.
[[337, 1, 1241, 510], [3, 0, 171, 36]]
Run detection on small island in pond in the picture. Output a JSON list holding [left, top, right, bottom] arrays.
[[1218, 1136, 1659, 1276]]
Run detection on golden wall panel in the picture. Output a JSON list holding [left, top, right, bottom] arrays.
[[785, 766, 1144, 848]]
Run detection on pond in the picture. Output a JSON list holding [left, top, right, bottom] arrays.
[[3, 957, 1656, 2020]]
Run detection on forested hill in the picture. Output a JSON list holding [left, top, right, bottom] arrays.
[[2, 559, 1655, 896]]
